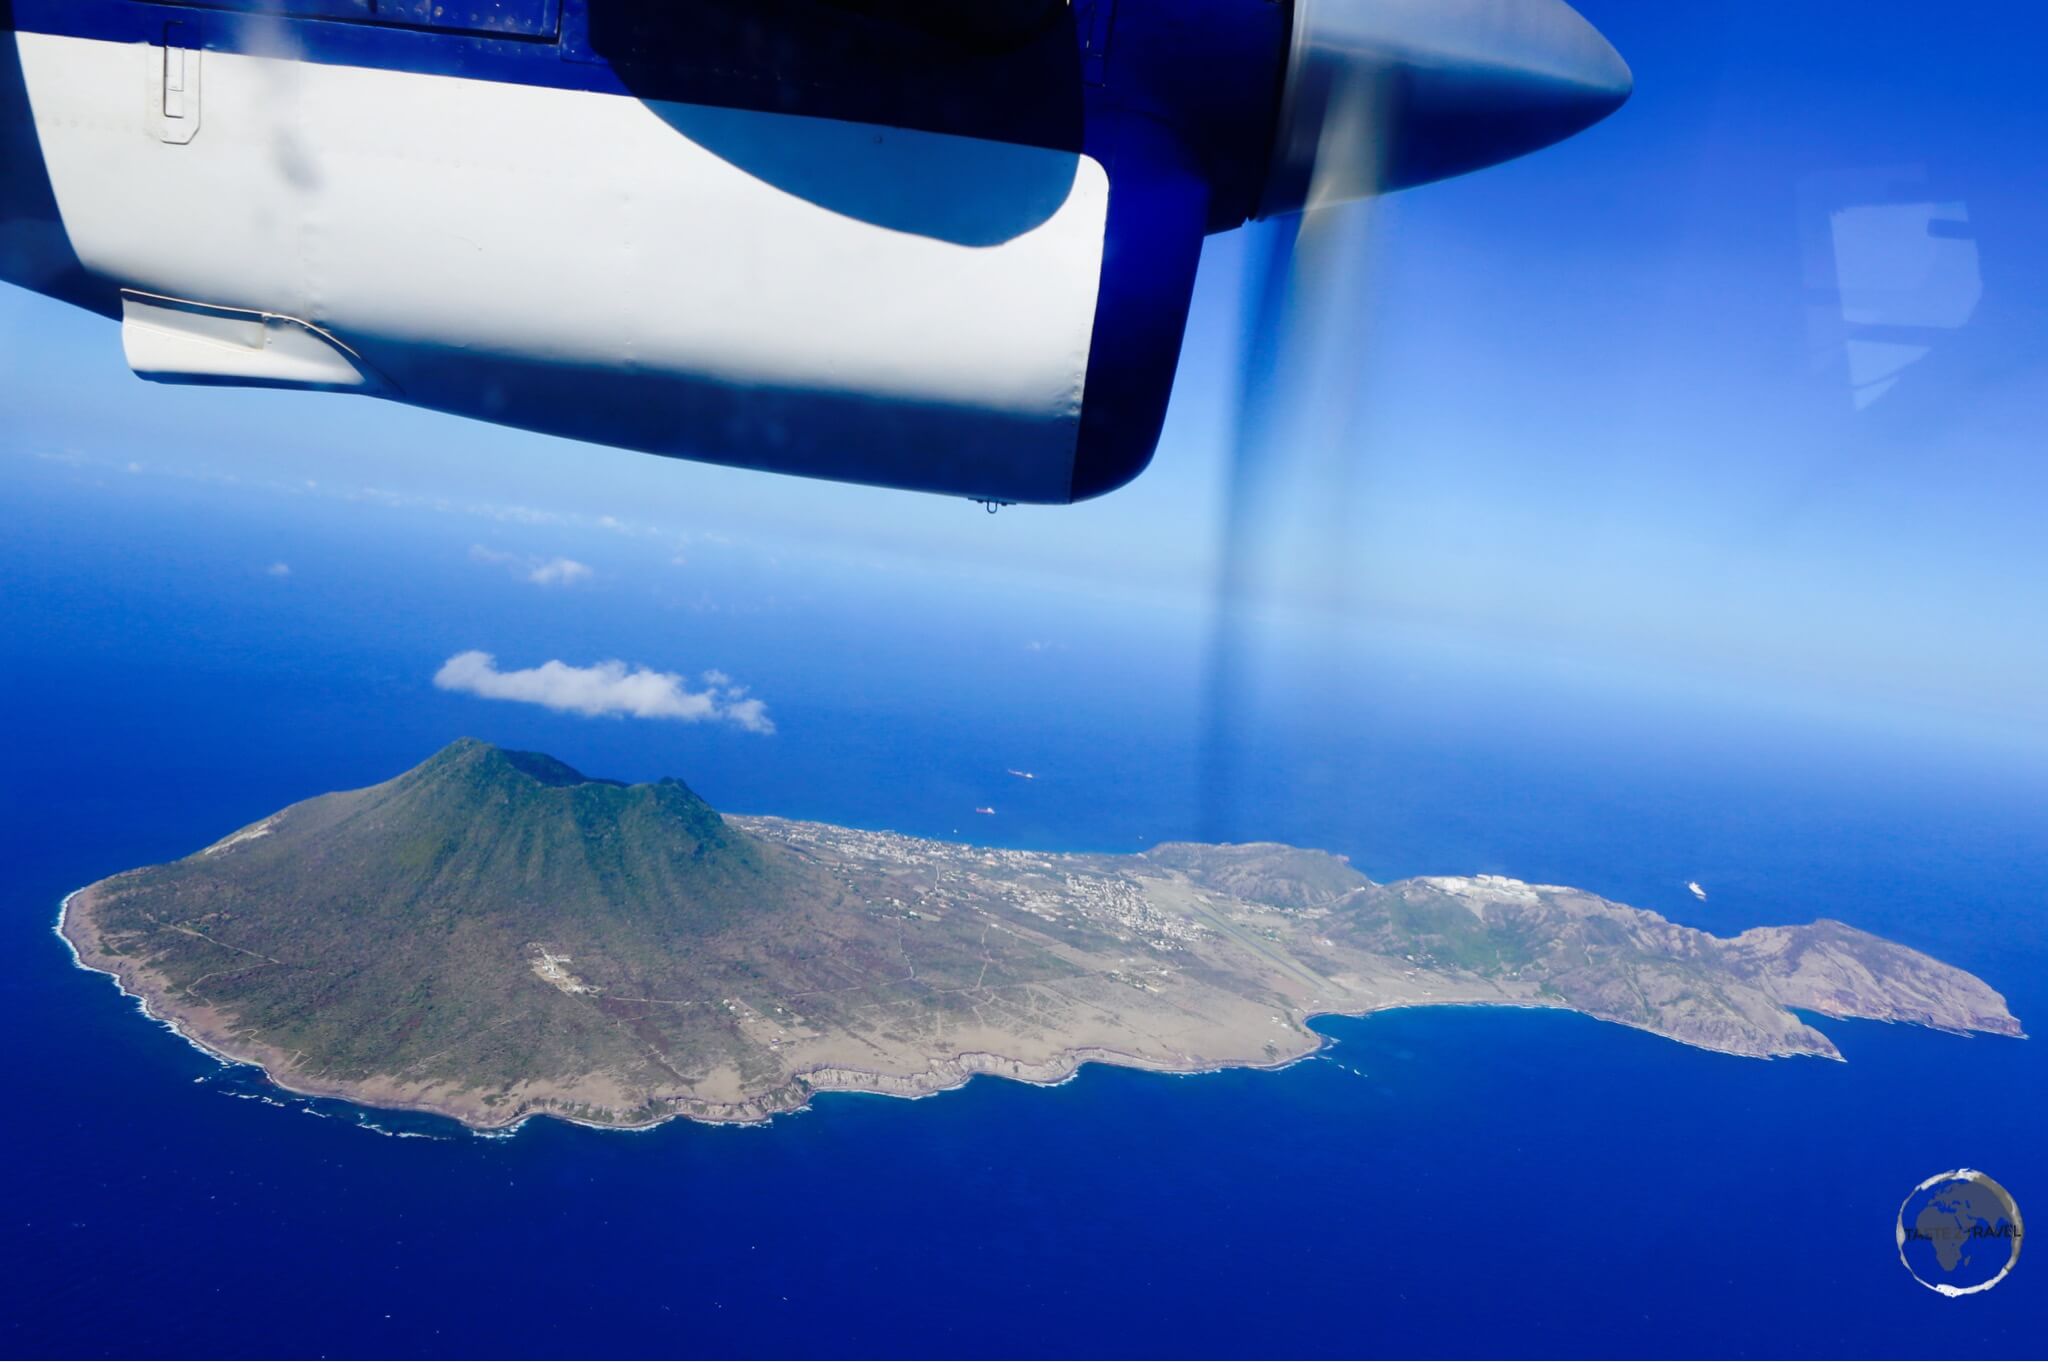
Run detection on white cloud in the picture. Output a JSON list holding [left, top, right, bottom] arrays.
[[470, 544, 594, 587], [721, 695, 771, 732], [265, 561, 292, 577], [433, 652, 775, 734], [527, 557, 593, 587]]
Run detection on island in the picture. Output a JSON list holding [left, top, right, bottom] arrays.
[[60, 739, 2023, 1130]]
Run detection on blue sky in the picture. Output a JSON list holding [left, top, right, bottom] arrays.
[[4, 1, 2045, 755]]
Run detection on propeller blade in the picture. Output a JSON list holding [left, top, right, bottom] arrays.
[[1199, 82, 1382, 838]]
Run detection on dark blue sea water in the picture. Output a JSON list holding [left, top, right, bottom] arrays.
[[4, 457, 2044, 1357]]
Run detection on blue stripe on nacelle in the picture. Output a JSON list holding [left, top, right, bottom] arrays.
[[1071, 112, 1210, 502], [115, 0, 562, 39]]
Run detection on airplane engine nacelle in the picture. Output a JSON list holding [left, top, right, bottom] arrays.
[[6, 27, 1210, 503], [1, 0, 1625, 504]]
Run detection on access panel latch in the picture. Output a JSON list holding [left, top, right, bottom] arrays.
[[152, 20, 200, 144]]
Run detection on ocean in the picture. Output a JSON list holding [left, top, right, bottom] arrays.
[[3, 455, 2043, 1357]]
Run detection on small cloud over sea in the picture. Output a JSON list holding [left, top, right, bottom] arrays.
[[469, 545, 594, 588], [432, 652, 774, 734]]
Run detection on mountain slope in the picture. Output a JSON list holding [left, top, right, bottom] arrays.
[[71, 740, 833, 1121]]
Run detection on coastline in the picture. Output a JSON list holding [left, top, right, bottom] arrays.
[[57, 880, 1882, 1137], [59, 874, 1330, 1133], [55, 885, 242, 1078]]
